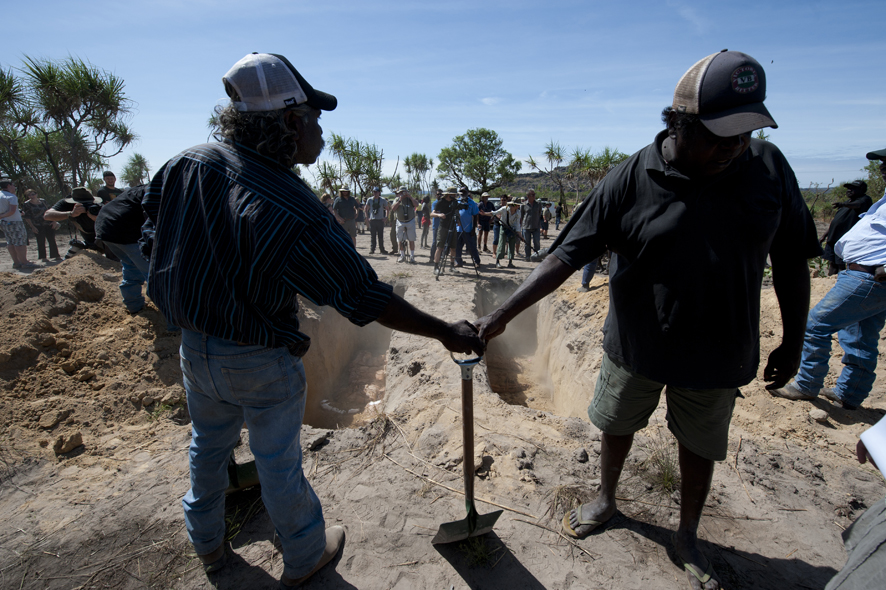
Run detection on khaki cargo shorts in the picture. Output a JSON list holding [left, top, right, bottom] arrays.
[[588, 354, 738, 461]]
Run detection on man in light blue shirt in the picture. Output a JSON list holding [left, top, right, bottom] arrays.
[[771, 148, 886, 411]]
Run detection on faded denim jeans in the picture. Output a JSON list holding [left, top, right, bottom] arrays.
[[794, 270, 886, 408], [104, 241, 178, 332], [180, 330, 325, 579]]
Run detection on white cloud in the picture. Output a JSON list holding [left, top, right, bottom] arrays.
[[481, 97, 501, 106], [666, 1, 709, 34]]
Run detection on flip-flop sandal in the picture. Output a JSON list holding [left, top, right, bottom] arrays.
[[561, 506, 603, 539], [671, 532, 715, 587]]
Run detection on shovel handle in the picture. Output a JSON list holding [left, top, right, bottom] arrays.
[[462, 370, 475, 508], [451, 353, 482, 510]]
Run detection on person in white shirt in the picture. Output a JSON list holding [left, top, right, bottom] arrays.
[[771, 148, 886, 411], [492, 201, 521, 268], [0, 179, 37, 269]]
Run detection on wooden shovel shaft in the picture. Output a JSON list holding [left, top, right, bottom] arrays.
[[461, 373, 474, 507]]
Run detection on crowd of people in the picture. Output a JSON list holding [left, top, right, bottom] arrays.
[[314, 184, 564, 273], [1, 48, 884, 590], [0, 171, 127, 267]]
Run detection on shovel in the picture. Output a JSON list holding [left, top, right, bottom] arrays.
[[431, 353, 503, 544]]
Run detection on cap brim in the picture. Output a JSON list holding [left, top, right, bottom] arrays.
[[269, 53, 338, 111], [699, 101, 777, 137], [865, 148, 886, 160], [307, 88, 337, 111]]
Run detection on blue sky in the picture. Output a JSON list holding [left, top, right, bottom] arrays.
[[4, 0, 885, 189]]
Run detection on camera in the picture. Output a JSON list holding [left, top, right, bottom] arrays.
[[456, 197, 470, 211]]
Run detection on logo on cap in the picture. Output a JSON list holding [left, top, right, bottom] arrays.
[[284, 97, 297, 106], [731, 66, 759, 94]]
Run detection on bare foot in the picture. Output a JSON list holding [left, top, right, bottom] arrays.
[[564, 495, 616, 538], [672, 531, 720, 590]]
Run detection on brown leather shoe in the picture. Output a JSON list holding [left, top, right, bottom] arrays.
[[197, 544, 226, 574], [279, 526, 345, 587], [768, 382, 816, 401]]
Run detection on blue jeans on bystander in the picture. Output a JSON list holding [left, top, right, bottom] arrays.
[[523, 228, 540, 260], [794, 270, 886, 408], [179, 331, 325, 579], [104, 241, 178, 331]]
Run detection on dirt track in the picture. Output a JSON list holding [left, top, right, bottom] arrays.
[[0, 229, 884, 590]]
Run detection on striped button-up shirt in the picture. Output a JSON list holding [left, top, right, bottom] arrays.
[[143, 141, 392, 348]]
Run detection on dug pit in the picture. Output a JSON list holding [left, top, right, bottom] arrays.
[[298, 288, 403, 429], [477, 280, 607, 418]]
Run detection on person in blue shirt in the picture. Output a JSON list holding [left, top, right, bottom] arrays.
[[454, 187, 481, 268], [143, 52, 483, 588], [771, 148, 886, 412]]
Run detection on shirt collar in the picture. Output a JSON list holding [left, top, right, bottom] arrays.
[[646, 129, 750, 182]]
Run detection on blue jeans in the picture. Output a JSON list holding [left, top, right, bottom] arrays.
[[104, 241, 178, 331], [180, 331, 325, 579], [457, 231, 480, 265], [430, 224, 439, 261], [103, 241, 147, 313], [492, 224, 500, 248], [555, 215, 561, 230], [523, 229, 540, 259], [794, 270, 886, 408], [581, 257, 601, 286]]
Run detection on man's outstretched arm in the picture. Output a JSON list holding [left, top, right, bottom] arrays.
[[474, 254, 575, 341], [764, 252, 811, 389], [375, 293, 484, 356]]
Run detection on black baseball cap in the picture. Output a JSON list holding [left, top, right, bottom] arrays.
[[865, 148, 886, 160], [844, 180, 867, 192], [673, 50, 777, 137]]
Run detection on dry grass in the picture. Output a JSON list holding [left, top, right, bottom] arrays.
[[224, 489, 265, 543], [636, 429, 681, 500], [456, 536, 502, 567], [543, 484, 596, 523]]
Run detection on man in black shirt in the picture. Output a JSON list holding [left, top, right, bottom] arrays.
[[97, 171, 123, 203], [94, 185, 174, 332], [820, 180, 872, 275], [476, 50, 820, 590], [431, 187, 459, 271], [45, 187, 104, 257]]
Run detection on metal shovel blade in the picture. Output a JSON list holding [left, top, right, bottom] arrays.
[[432, 504, 503, 545]]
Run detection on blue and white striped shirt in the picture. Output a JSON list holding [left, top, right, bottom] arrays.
[[143, 141, 393, 348]]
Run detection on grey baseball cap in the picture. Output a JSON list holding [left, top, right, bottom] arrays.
[[865, 148, 886, 160]]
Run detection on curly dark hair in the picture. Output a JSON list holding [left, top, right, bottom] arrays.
[[661, 106, 701, 137], [213, 103, 313, 168]]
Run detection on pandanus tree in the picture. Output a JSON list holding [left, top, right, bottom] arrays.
[[0, 56, 135, 198]]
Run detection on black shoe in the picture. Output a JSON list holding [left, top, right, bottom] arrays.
[[507, 262, 516, 268], [370, 250, 375, 254], [380, 250, 388, 254]]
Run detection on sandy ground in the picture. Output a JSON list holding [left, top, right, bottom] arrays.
[[0, 225, 884, 590]]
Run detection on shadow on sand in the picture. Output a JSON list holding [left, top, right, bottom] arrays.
[[433, 531, 547, 590]]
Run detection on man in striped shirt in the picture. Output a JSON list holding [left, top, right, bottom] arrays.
[[143, 53, 482, 587]]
